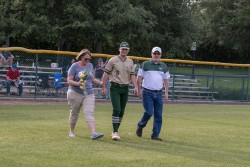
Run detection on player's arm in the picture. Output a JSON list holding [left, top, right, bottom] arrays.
[[102, 58, 113, 95], [130, 74, 138, 96]]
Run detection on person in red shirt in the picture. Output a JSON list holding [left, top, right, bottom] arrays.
[[5, 64, 23, 96]]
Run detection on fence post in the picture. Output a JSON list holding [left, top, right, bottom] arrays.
[[211, 65, 215, 102], [241, 78, 245, 102], [246, 67, 250, 102], [34, 54, 39, 99], [171, 62, 176, 101], [206, 75, 209, 88]]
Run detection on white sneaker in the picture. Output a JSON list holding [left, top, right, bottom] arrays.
[[69, 132, 75, 137], [111, 132, 120, 140]]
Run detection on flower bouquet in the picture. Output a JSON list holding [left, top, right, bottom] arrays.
[[79, 70, 89, 89]]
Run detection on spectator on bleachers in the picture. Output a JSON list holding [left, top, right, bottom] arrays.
[[94, 58, 104, 79], [94, 58, 104, 98], [0, 45, 14, 67], [5, 64, 23, 96], [69, 58, 76, 68], [65, 58, 76, 72], [71, 58, 76, 64]]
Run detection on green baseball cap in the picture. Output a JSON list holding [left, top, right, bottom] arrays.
[[119, 42, 130, 49]]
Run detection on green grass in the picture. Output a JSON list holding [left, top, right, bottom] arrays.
[[170, 66, 249, 76], [0, 103, 250, 167]]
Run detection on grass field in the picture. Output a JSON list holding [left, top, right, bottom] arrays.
[[0, 103, 250, 167]]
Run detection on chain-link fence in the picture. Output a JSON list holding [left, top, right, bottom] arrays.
[[166, 63, 250, 102], [0, 47, 249, 102]]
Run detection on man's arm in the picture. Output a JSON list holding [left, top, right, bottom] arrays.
[[136, 76, 142, 98], [163, 79, 169, 103], [6, 75, 11, 81], [136, 65, 144, 98], [16, 70, 21, 81], [6, 71, 15, 82]]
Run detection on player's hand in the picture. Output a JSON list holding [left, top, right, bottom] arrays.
[[102, 88, 107, 95], [134, 87, 138, 96]]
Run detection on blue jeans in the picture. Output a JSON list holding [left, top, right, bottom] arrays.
[[5, 80, 23, 95], [137, 89, 163, 138]]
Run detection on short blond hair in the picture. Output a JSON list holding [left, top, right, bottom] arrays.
[[76, 49, 92, 61]]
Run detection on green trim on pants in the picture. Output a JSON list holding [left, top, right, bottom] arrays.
[[110, 83, 129, 132]]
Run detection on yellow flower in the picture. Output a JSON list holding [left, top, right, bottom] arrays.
[[79, 70, 89, 89]]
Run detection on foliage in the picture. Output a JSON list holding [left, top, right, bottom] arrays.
[[198, 0, 250, 63], [0, 0, 249, 63]]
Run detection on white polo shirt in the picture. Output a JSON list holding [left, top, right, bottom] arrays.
[[138, 60, 170, 90]]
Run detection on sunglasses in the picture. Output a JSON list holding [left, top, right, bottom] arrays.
[[153, 52, 161, 55], [84, 58, 91, 61]]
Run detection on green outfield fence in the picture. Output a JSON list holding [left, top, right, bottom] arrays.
[[0, 47, 250, 102]]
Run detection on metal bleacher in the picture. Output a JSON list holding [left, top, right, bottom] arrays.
[[127, 74, 217, 101], [0, 65, 68, 97], [0, 65, 216, 101], [169, 75, 217, 100]]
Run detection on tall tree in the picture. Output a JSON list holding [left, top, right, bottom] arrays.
[[0, 0, 24, 46], [198, 0, 250, 63], [129, 0, 197, 58], [93, 0, 156, 55]]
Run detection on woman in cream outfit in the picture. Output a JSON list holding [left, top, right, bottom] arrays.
[[67, 49, 104, 140]]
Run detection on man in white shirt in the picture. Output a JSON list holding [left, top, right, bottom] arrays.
[[136, 46, 170, 141]]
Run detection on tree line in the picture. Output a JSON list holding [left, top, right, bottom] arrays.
[[0, 0, 249, 63]]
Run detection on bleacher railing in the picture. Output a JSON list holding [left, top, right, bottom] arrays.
[[0, 47, 250, 102]]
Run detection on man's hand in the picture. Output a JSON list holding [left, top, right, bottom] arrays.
[[102, 87, 107, 95], [138, 89, 142, 98], [134, 87, 138, 96], [164, 91, 168, 103]]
